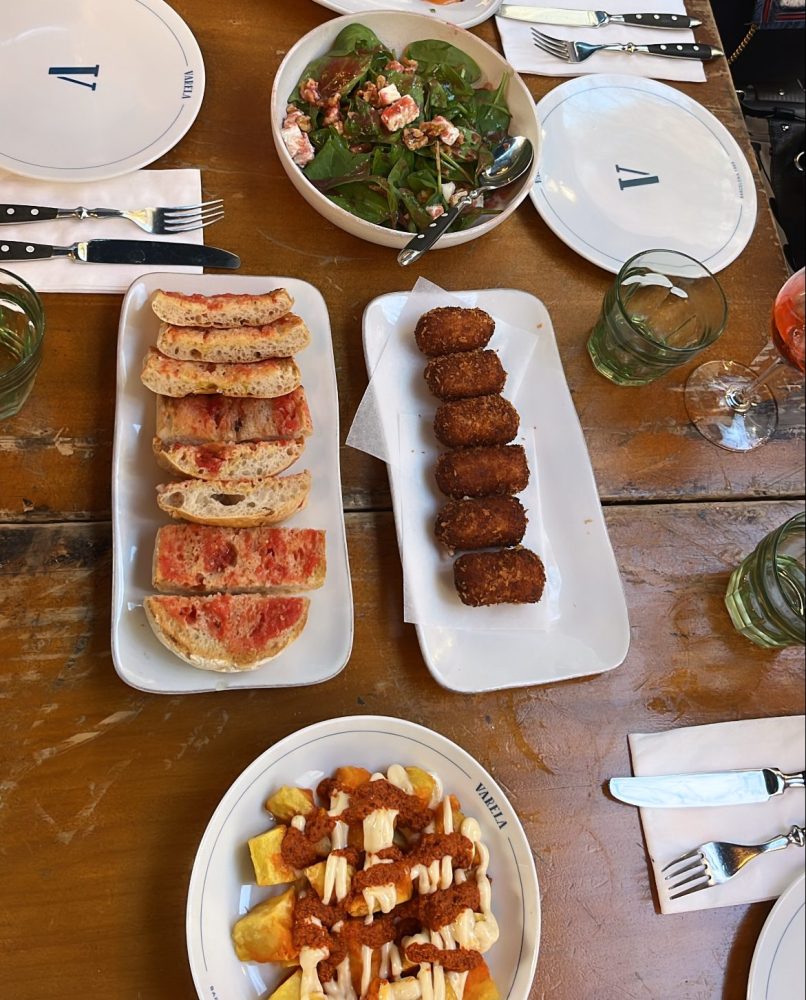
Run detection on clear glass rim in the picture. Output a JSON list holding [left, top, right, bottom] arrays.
[[615, 248, 728, 355], [770, 511, 806, 618], [0, 266, 46, 361]]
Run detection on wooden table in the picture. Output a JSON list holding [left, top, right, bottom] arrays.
[[1, 2, 803, 998]]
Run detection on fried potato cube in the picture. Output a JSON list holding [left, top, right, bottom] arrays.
[[248, 826, 297, 887], [404, 766, 439, 807], [269, 969, 302, 1000], [232, 886, 298, 963], [345, 874, 413, 917], [303, 859, 355, 900], [266, 786, 315, 823], [334, 765, 371, 791], [460, 960, 501, 1000]]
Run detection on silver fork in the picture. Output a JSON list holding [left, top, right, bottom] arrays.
[[662, 825, 806, 900], [0, 199, 224, 235], [530, 27, 723, 62]]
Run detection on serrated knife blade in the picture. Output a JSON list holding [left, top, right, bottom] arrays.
[[0, 239, 240, 268], [609, 767, 806, 808]]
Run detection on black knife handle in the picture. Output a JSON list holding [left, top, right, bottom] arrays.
[[0, 205, 60, 224], [0, 240, 54, 261], [641, 42, 722, 60], [618, 12, 700, 29]]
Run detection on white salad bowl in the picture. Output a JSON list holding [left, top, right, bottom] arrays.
[[270, 11, 540, 250]]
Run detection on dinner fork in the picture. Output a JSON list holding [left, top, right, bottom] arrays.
[[530, 27, 723, 62], [662, 825, 806, 900], [0, 199, 225, 235]]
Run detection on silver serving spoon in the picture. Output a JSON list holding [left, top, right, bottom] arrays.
[[397, 135, 534, 267]]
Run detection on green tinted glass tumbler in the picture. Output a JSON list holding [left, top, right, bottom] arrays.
[[725, 512, 806, 648], [0, 269, 45, 421], [587, 250, 727, 386]]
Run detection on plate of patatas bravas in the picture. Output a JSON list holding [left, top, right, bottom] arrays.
[[186, 717, 540, 999]]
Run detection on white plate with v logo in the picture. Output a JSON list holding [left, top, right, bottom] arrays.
[[0, 0, 205, 181], [529, 75, 757, 274]]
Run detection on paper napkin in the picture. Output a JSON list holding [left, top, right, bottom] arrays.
[[629, 716, 806, 914], [496, 0, 707, 83], [0, 167, 204, 293], [347, 277, 561, 632]]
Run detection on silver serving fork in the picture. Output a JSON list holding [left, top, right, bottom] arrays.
[[0, 199, 224, 234], [530, 27, 723, 62], [662, 825, 806, 900]]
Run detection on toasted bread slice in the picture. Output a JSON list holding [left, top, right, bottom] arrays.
[[151, 288, 293, 328], [155, 389, 313, 444], [143, 593, 309, 671], [153, 525, 326, 594], [141, 347, 301, 399], [156, 472, 311, 526], [153, 438, 305, 480], [156, 313, 311, 363]]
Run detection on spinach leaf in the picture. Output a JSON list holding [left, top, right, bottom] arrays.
[[404, 40, 482, 84], [304, 134, 370, 182], [328, 24, 388, 56], [329, 182, 395, 226], [473, 74, 511, 137]]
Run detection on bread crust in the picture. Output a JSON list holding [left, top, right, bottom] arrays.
[[155, 389, 313, 444], [153, 438, 305, 480], [152, 289, 293, 328], [156, 471, 311, 527], [141, 347, 301, 399], [156, 314, 311, 363], [143, 593, 309, 671]]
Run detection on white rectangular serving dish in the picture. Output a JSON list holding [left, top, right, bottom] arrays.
[[362, 287, 630, 692], [111, 274, 353, 694]]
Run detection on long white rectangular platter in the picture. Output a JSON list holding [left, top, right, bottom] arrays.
[[362, 287, 630, 692], [311, 0, 501, 29], [111, 274, 353, 694]]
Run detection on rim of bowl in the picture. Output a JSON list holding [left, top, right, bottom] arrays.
[[270, 11, 540, 246]]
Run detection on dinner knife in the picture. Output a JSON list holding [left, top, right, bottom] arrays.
[[609, 767, 806, 808], [0, 239, 240, 268], [498, 6, 702, 28]]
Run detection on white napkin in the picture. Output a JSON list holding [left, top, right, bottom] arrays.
[[496, 0, 707, 83], [629, 716, 806, 914], [347, 277, 561, 632], [0, 168, 203, 293]]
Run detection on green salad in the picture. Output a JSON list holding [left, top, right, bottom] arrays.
[[280, 24, 513, 232]]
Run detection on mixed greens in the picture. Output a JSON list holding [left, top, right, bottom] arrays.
[[282, 24, 513, 232]]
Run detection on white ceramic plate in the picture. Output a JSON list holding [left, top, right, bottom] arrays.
[[529, 75, 757, 274], [748, 871, 806, 1000], [111, 274, 353, 694], [270, 11, 540, 249], [310, 0, 502, 29], [186, 715, 540, 1000], [0, 0, 205, 181], [362, 288, 630, 692]]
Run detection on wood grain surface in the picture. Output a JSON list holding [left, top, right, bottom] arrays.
[[0, 2, 804, 1000]]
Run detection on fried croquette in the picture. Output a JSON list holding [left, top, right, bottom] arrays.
[[434, 445, 529, 499], [434, 394, 519, 448], [454, 548, 546, 607], [414, 307, 495, 357], [435, 497, 528, 551], [424, 350, 506, 401]]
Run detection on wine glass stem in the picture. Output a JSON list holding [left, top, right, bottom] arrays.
[[725, 355, 783, 412]]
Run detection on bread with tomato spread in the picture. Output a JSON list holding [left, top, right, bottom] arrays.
[[156, 388, 313, 444], [156, 471, 311, 527], [141, 347, 301, 399], [151, 288, 293, 328], [153, 524, 326, 594], [143, 593, 309, 671], [156, 313, 311, 363], [153, 438, 305, 480]]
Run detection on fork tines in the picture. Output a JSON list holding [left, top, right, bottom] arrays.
[[531, 28, 572, 60], [662, 850, 713, 900], [161, 198, 225, 233]]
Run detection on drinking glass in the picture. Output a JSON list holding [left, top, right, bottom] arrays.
[[685, 267, 805, 451], [0, 269, 45, 421], [586, 249, 727, 386], [725, 512, 805, 648]]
